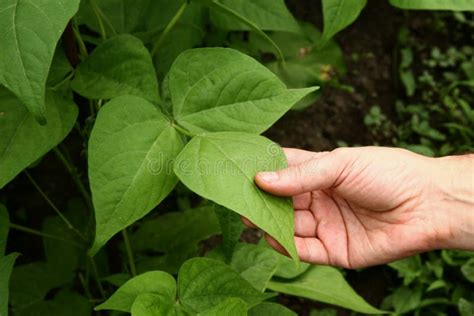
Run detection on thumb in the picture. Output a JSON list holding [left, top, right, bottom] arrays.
[[255, 149, 346, 196]]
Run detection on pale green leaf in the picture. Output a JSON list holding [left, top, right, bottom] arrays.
[[0, 204, 9, 255], [170, 48, 317, 134], [174, 132, 298, 261], [210, 0, 300, 33], [95, 271, 176, 312], [131, 293, 185, 316], [267, 266, 384, 314], [0, 0, 80, 123], [249, 302, 297, 316], [0, 86, 78, 189], [199, 298, 247, 316], [88, 95, 184, 255], [320, 0, 367, 46], [231, 243, 279, 292], [0, 253, 19, 316], [178, 258, 272, 312], [389, 0, 474, 11], [214, 205, 244, 262], [72, 34, 160, 104], [131, 206, 221, 274]]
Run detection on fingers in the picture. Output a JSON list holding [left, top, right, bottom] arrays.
[[294, 210, 317, 237], [256, 149, 346, 196]]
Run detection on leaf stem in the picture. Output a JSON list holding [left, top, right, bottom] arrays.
[[121, 229, 137, 277], [9, 223, 83, 248], [24, 170, 88, 242], [89, 0, 107, 40], [72, 18, 88, 58], [172, 123, 196, 137], [53, 147, 94, 211], [151, 1, 189, 57], [90, 257, 106, 299]]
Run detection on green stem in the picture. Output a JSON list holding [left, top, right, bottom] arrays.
[[78, 273, 93, 300], [9, 223, 83, 247], [122, 229, 137, 277], [173, 123, 195, 137], [89, 0, 107, 40], [90, 258, 106, 299], [53, 147, 93, 211], [25, 171, 87, 242], [72, 18, 88, 58], [210, 1, 285, 64], [151, 1, 189, 57]]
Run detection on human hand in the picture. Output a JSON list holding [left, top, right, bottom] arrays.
[[244, 147, 474, 268]]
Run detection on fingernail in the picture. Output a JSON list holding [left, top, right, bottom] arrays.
[[258, 172, 279, 183]]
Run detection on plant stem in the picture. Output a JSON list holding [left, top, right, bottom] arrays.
[[89, 0, 107, 40], [90, 257, 106, 299], [78, 272, 93, 300], [24, 170, 87, 242], [53, 147, 93, 211], [72, 18, 88, 58], [122, 229, 137, 277], [151, 1, 189, 57], [173, 123, 195, 137], [9, 223, 83, 247]]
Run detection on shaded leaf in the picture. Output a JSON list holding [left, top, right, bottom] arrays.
[[0, 253, 19, 316], [0, 0, 80, 123], [16, 290, 92, 316], [214, 205, 244, 262], [178, 258, 272, 312], [174, 132, 298, 261], [0, 87, 78, 189], [267, 266, 383, 314], [88, 95, 183, 255], [461, 258, 474, 283], [0, 204, 9, 255], [72, 34, 160, 104], [170, 48, 316, 134], [96, 271, 176, 312]]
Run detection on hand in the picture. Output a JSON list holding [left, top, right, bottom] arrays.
[[244, 147, 474, 269]]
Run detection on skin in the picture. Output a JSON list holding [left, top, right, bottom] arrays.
[[243, 147, 474, 269]]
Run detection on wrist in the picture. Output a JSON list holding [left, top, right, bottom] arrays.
[[428, 154, 474, 250]]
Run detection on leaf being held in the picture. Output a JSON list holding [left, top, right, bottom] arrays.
[[174, 132, 298, 261], [0, 86, 78, 189], [0, 0, 80, 123], [88, 95, 184, 255], [72, 34, 160, 104], [170, 48, 316, 134]]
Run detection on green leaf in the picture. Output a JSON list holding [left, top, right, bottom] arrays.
[[95, 271, 176, 312], [16, 290, 92, 316], [461, 258, 474, 282], [88, 95, 184, 255], [0, 86, 78, 189], [0, 0, 80, 123], [131, 206, 221, 274], [389, 0, 474, 11], [0, 204, 9, 255], [391, 286, 422, 314], [459, 298, 474, 316], [320, 0, 367, 46], [214, 205, 244, 262], [72, 34, 160, 104], [231, 243, 279, 292], [131, 293, 185, 316], [249, 302, 297, 316], [0, 253, 19, 316], [267, 266, 383, 314], [178, 258, 272, 312], [199, 298, 247, 316], [174, 132, 298, 261], [209, 0, 300, 33], [170, 48, 317, 134], [273, 251, 310, 279]]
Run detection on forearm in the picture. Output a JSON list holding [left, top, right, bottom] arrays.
[[429, 154, 474, 250]]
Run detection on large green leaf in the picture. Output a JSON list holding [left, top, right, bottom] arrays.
[[248, 302, 297, 316], [209, 0, 300, 33], [200, 298, 247, 316], [174, 132, 298, 261], [267, 266, 383, 314], [131, 293, 185, 316], [170, 48, 316, 134], [72, 35, 160, 104], [320, 0, 367, 46], [0, 253, 19, 316], [389, 0, 474, 11], [0, 86, 78, 189], [178, 258, 271, 312], [88, 95, 184, 255], [131, 207, 221, 274], [0, 204, 8, 255], [96, 271, 176, 312], [0, 0, 80, 123], [231, 243, 279, 292]]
